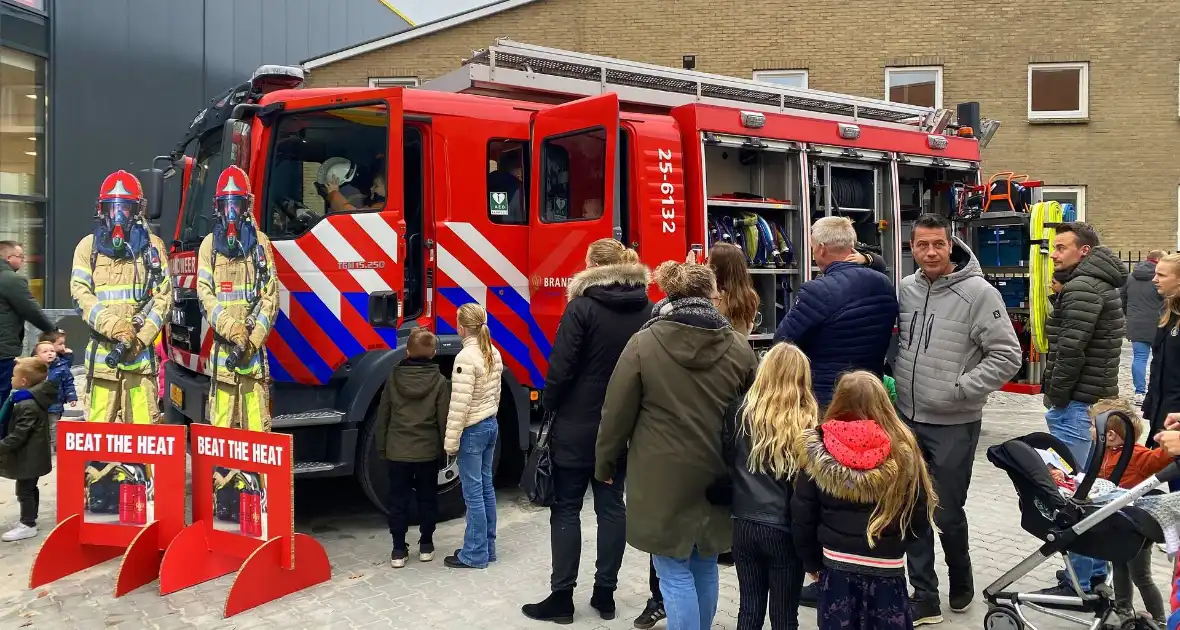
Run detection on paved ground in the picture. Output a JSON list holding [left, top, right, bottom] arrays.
[[0, 348, 1172, 629]]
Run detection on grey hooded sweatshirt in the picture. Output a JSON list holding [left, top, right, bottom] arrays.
[[894, 238, 1023, 425]]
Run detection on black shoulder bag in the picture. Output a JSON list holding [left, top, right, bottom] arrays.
[[520, 412, 556, 507]]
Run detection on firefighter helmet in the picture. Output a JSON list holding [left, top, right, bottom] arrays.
[[95, 170, 145, 252], [213, 165, 253, 250]]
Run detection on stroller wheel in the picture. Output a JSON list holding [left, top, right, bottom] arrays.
[[984, 605, 1024, 630]]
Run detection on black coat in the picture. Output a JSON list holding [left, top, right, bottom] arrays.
[[724, 395, 792, 528], [1043, 247, 1127, 407], [1122, 260, 1164, 343], [544, 262, 652, 468], [1144, 312, 1180, 441], [0, 262, 54, 360], [0, 380, 58, 480]]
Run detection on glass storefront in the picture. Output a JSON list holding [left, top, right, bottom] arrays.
[[0, 2, 47, 303]]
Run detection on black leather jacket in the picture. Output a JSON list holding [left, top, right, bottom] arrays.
[[724, 396, 792, 528]]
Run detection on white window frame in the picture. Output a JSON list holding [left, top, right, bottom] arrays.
[[1043, 185, 1086, 222], [884, 66, 943, 109], [752, 69, 809, 89], [367, 77, 419, 88], [1027, 62, 1088, 120]]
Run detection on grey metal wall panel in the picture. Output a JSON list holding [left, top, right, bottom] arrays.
[[48, 0, 411, 307]]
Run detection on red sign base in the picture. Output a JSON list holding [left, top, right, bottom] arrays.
[[224, 533, 330, 617], [29, 514, 124, 589], [158, 521, 245, 595], [115, 522, 168, 597], [160, 522, 330, 616]]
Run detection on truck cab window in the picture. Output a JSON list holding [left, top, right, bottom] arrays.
[[487, 140, 528, 225], [178, 133, 226, 247], [541, 127, 606, 223], [403, 126, 425, 319], [263, 104, 390, 240]]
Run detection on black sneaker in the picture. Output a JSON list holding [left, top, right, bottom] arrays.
[[634, 598, 666, 629], [1055, 569, 1106, 591], [521, 589, 574, 625], [799, 582, 819, 609], [444, 551, 477, 569], [390, 548, 408, 569], [948, 589, 973, 613], [911, 597, 944, 626]]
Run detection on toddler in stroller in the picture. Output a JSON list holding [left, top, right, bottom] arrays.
[[983, 410, 1177, 630]]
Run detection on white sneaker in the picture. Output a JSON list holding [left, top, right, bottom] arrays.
[[2, 524, 37, 542], [419, 549, 435, 562], [1134, 393, 1145, 407]]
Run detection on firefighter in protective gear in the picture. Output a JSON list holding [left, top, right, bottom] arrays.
[[197, 165, 278, 432], [70, 171, 172, 424]]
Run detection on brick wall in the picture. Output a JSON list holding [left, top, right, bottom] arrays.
[[307, 0, 1180, 251]]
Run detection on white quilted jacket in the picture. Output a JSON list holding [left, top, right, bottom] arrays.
[[444, 336, 504, 454]]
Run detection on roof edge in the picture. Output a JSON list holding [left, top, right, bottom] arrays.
[[302, 0, 543, 70]]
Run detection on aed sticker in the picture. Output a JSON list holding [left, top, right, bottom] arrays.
[[489, 191, 509, 216], [220, 281, 234, 293]]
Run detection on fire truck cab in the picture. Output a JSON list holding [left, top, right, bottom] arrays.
[[162, 41, 995, 517]]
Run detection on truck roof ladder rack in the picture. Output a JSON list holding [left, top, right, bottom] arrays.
[[424, 39, 951, 129]]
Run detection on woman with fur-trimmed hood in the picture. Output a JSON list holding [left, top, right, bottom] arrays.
[[523, 238, 652, 624], [791, 371, 938, 630]]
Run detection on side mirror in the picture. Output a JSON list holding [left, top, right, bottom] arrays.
[[141, 156, 173, 221]]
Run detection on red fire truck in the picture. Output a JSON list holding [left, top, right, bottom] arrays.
[[159, 40, 996, 517]]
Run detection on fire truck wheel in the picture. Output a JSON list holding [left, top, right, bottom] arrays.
[[356, 413, 501, 522]]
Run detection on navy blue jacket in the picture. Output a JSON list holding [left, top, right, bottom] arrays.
[[46, 354, 77, 414], [773, 261, 899, 405]]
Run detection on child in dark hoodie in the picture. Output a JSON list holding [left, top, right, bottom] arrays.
[[0, 357, 56, 542], [374, 327, 450, 568], [792, 371, 937, 630]]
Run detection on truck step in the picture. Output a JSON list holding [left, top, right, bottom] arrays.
[[271, 409, 344, 429], [293, 460, 344, 475]]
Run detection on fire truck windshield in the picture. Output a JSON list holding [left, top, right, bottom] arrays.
[[177, 131, 227, 248]]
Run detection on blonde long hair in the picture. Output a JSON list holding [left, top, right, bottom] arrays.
[[457, 303, 495, 371], [587, 238, 640, 267], [1158, 253, 1180, 327], [824, 371, 938, 546], [740, 343, 818, 478]]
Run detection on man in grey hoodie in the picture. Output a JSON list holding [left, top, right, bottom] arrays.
[[1122, 250, 1165, 407], [893, 214, 1022, 625]]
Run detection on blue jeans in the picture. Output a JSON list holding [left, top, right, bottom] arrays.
[[0, 357, 14, 406], [1045, 400, 1107, 587], [652, 547, 719, 630], [1132, 341, 1152, 395], [1045, 401, 1093, 469], [457, 417, 498, 568]]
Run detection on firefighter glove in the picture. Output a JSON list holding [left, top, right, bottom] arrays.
[[111, 319, 135, 343], [227, 321, 250, 347]]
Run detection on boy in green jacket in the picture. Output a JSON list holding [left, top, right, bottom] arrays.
[[375, 328, 450, 568], [0, 357, 56, 542]]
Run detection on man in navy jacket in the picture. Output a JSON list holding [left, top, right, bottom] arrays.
[[773, 216, 898, 406]]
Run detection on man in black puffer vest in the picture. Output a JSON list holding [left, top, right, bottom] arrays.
[[1039, 221, 1126, 600]]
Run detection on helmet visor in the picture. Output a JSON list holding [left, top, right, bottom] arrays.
[[99, 198, 138, 225], [215, 195, 249, 224]]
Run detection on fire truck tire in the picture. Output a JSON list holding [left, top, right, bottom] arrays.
[[356, 412, 501, 522]]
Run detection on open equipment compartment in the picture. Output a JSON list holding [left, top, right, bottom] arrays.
[[701, 132, 804, 344], [807, 145, 895, 277], [895, 154, 980, 279]]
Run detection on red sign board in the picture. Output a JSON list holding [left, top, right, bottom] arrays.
[[159, 424, 329, 617], [30, 422, 188, 596]]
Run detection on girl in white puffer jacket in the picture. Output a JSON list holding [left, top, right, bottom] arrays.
[[443, 303, 504, 569]]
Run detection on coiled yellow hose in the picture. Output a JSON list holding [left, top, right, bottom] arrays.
[[1030, 200, 1064, 353]]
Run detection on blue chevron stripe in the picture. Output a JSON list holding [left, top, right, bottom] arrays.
[[436, 318, 457, 335], [437, 288, 543, 386], [490, 286, 552, 358], [293, 292, 365, 359], [266, 352, 294, 383], [273, 309, 333, 383]]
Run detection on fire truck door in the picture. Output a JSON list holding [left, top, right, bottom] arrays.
[[527, 93, 620, 341]]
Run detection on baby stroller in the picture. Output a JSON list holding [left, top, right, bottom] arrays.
[[984, 410, 1176, 630]]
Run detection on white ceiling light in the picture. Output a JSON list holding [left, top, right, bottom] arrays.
[[24, 151, 36, 156], [25, 94, 36, 99], [27, 137, 36, 141]]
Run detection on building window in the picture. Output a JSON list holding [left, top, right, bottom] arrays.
[[487, 140, 527, 225], [753, 70, 808, 89], [1043, 186, 1086, 222], [541, 128, 607, 223], [0, 45, 45, 304], [0, 47, 45, 197], [885, 66, 942, 108], [1028, 62, 1088, 120], [368, 77, 419, 88]]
